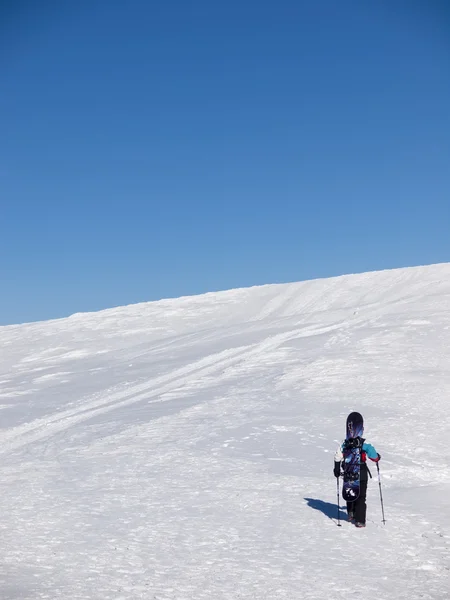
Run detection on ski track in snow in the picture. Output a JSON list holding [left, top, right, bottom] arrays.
[[0, 264, 450, 599]]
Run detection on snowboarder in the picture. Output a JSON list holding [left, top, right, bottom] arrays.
[[334, 412, 380, 528]]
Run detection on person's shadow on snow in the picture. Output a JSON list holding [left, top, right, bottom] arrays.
[[304, 497, 347, 522]]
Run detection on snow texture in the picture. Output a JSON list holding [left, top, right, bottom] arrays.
[[1, 263, 450, 599]]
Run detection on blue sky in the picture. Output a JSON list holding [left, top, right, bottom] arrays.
[[1, 0, 449, 325]]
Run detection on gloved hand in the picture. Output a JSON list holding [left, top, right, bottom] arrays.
[[377, 453, 381, 461], [334, 465, 341, 478]]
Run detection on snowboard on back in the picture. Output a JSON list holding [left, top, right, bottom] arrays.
[[342, 411, 364, 502]]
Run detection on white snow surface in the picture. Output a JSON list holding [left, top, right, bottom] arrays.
[[1, 263, 450, 599]]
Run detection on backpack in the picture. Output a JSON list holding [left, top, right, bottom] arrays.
[[342, 436, 372, 480]]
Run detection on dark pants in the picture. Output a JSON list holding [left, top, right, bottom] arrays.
[[347, 478, 368, 523]]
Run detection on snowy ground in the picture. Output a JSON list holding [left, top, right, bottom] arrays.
[[1, 263, 450, 599]]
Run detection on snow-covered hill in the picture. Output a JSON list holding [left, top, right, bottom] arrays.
[[1, 263, 450, 599]]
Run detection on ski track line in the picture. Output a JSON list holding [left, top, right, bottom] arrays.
[[250, 284, 298, 322], [0, 325, 344, 454], [0, 344, 252, 454]]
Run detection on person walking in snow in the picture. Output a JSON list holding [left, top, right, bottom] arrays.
[[333, 416, 380, 528]]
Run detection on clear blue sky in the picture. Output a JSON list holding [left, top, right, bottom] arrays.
[[1, 0, 449, 325]]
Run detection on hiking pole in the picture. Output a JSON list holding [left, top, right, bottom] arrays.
[[376, 461, 386, 524], [336, 477, 342, 527]]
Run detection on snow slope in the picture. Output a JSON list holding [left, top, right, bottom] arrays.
[[1, 263, 450, 600]]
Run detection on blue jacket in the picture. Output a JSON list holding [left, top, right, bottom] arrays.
[[334, 439, 379, 479], [338, 440, 379, 462], [360, 441, 379, 462]]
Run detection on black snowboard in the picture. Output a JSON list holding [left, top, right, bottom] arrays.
[[342, 412, 364, 502]]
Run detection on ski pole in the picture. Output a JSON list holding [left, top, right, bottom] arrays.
[[336, 477, 342, 527], [376, 461, 386, 524]]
